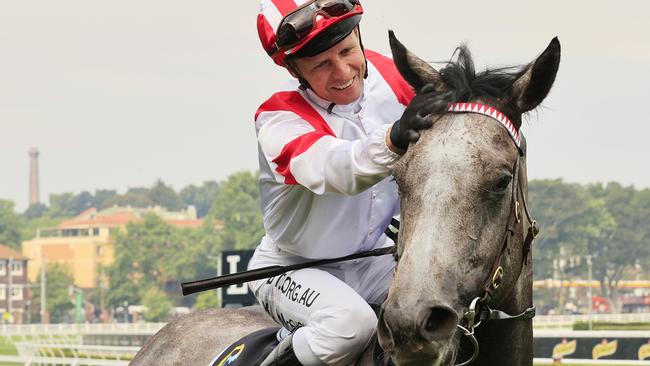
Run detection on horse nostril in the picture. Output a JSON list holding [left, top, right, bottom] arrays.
[[419, 305, 458, 341]]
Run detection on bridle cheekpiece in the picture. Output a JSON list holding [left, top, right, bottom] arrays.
[[443, 102, 537, 365]]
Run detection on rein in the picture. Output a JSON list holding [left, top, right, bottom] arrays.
[[443, 103, 539, 365]]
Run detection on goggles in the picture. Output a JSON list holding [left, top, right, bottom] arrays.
[[269, 0, 361, 57]]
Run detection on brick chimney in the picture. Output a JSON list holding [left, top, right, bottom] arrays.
[[29, 148, 40, 205]]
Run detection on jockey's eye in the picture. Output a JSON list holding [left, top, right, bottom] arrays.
[[489, 174, 512, 195]]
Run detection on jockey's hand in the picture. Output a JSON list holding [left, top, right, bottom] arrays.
[[389, 91, 438, 151]]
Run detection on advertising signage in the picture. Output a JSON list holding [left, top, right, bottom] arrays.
[[221, 250, 256, 307], [535, 332, 650, 361]]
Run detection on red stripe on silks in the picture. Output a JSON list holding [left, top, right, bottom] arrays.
[[255, 91, 336, 137], [257, 14, 277, 54], [271, 0, 298, 16], [272, 131, 329, 185], [365, 50, 415, 106]]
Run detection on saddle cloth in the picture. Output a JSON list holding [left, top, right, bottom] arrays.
[[209, 327, 280, 366], [208, 326, 393, 366]]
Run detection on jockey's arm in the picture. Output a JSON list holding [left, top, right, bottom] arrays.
[[257, 113, 400, 196]]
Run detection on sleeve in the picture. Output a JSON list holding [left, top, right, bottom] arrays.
[[256, 110, 400, 195]]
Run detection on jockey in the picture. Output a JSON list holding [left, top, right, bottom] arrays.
[[251, 1, 437, 365]]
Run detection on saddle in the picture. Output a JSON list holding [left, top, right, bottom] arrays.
[[208, 326, 392, 366]]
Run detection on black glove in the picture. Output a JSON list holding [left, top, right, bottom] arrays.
[[389, 92, 439, 150]]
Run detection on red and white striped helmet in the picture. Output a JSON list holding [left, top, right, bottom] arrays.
[[257, 0, 364, 66]]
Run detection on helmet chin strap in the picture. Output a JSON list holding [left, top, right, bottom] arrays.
[[357, 26, 369, 80], [285, 62, 312, 90]]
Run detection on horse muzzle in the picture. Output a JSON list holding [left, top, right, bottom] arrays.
[[378, 300, 459, 363]]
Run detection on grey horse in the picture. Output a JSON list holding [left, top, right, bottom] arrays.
[[131, 32, 560, 366]]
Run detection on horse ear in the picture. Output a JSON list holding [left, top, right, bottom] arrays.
[[389, 30, 446, 93], [512, 37, 561, 113]]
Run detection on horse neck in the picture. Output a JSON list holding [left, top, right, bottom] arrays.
[[469, 256, 534, 366], [472, 318, 533, 366]]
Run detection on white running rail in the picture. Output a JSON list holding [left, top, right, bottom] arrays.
[[0, 355, 130, 365], [534, 313, 650, 327], [0, 322, 166, 336]]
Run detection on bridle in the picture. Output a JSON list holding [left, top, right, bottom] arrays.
[[455, 152, 538, 365], [396, 102, 540, 365]]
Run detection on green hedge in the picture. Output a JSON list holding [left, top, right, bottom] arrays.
[[573, 321, 650, 330]]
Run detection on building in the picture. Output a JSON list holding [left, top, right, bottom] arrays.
[[0, 244, 29, 324], [22, 205, 203, 289]]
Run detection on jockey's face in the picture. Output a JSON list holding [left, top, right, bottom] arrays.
[[291, 29, 365, 105]]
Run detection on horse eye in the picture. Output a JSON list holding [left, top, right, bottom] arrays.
[[490, 175, 512, 195]]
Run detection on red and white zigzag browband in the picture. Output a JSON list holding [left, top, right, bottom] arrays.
[[447, 102, 521, 148]]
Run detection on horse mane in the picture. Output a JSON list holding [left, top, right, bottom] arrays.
[[424, 45, 529, 125]]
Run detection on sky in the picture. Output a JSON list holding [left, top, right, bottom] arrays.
[[1, 0, 649, 211]]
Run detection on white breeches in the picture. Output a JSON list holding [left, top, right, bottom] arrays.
[[249, 249, 395, 366]]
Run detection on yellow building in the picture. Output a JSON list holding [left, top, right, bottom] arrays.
[[22, 206, 202, 289]]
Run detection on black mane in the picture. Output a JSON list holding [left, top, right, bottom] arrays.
[[424, 46, 528, 126]]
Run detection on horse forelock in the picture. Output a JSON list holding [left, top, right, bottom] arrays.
[[420, 45, 529, 129]]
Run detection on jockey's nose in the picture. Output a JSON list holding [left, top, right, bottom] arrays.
[[419, 304, 458, 341]]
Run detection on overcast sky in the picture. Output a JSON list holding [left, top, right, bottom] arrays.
[[1, 0, 649, 211]]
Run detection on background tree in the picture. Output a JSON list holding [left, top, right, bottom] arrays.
[[0, 199, 24, 249], [23, 203, 47, 220], [529, 180, 616, 310], [93, 189, 118, 209], [193, 291, 220, 310], [208, 171, 264, 250], [106, 214, 178, 307], [19, 216, 64, 242], [47, 192, 84, 217], [32, 264, 75, 323], [171, 221, 223, 307], [529, 180, 594, 278], [180, 181, 220, 217], [586, 183, 650, 311], [142, 287, 172, 322], [149, 180, 182, 211], [102, 190, 155, 209]]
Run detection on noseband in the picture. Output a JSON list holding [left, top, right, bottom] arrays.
[[447, 103, 539, 365]]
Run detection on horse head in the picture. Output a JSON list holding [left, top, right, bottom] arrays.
[[378, 32, 560, 365]]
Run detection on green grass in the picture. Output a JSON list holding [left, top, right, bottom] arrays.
[[535, 364, 641, 366], [0, 337, 17, 356], [573, 321, 650, 330]]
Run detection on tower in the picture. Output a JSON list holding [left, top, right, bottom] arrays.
[[29, 148, 40, 205]]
